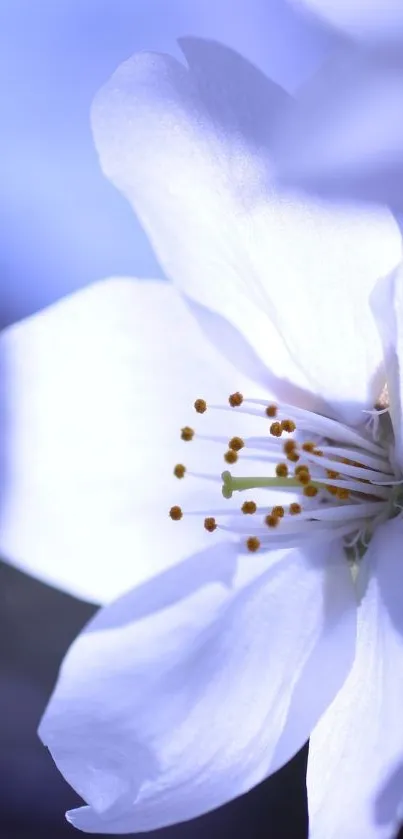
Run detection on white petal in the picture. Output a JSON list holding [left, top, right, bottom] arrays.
[[39, 538, 356, 833], [290, 0, 403, 43], [0, 278, 270, 604], [371, 262, 403, 470], [308, 516, 403, 839], [274, 45, 403, 212], [91, 39, 401, 423]]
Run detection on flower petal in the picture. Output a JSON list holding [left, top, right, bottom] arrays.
[[39, 538, 356, 833], [274, 45, 403, 212], [371, 262, 403, 470], [91, 39, 401, 423], [290, 0, 403, 43], [308, 516, 403, 839], [0, 278, 270, 604]]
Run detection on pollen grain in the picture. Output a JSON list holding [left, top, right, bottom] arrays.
[[194, 398, 207, 414], [181, 426, 195, 442], [242, 500, 257, 515], [229, 392, 243, 407], [229, 436, 244, 452], [169, 505, 183, 521]]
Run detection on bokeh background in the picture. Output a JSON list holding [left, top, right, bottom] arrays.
[[0, 2, 342, 837]]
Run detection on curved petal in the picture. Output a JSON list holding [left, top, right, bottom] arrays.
[[290, 0, 403, 43], [91, 39, 402, 423], [371, 262, 403, 470], [39, 538, 356, 834], [308, 517, 403, 839], [274, 45, 403, 212], [0, 278, 271, 605]]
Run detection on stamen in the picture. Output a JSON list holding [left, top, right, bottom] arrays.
[[229, 392, 243, 407], [174, 390, 398, 563], [302, 442, 316, 453], [270, 421, 282, 437], [194, 398, 207, 414], [229, 436, 245, 452], [295, 467, 311, 485], [326, 469, 340, 479], [304, 485, 318, 497], [241, 500, 257, 514], [181, 426, 195, 441], [281, 419, 296, 433], [169, 505, 183, 521], [289, 503, 302, 515]]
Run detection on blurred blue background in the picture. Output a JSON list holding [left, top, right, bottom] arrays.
[[0, 0, 332, 329]]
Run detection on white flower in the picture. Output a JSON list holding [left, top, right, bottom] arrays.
[[0, 280, 172, 604], [38, 40, 403, 838], [273, 2, 403, 210]]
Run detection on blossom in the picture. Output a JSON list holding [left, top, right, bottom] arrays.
[[0, 279, 171, 605], [272, 1, 403, 210], [38, 39, 403, 838]]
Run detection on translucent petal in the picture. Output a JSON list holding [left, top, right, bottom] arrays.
[[39, 538, 356, 833]]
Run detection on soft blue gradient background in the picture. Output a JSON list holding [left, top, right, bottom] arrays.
[[0, 0, 332, 328]]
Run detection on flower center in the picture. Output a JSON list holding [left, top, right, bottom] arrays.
[[170, 393, 403, 562]]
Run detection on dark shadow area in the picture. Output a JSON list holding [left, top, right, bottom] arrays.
[[0, 560, 308, 838]]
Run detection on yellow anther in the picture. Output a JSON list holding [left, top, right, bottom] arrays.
[[194, 398, 207, 414], [224, 449, 238, 464], [204, 517, 217, 532], [295, 464, 309, 476], [265, 513, 280, 528], [302, 442, 316, 453], [275, 463, 289, 478], [265, 404, 278, 418], [296, 468, 311, 485], [229, 436, 244, 452], [272, 505, 285, 518], [270, 421, 282, 437], [174, 464, 186, 479], [303, 485, 318, 497], [181, 426, 195, 441], [241, 500, 257, 515], [284, 439, 296, 455], [281, 419, 296, 433], [337, 488, 350, 500], [169, 505, 183, 521], [287, 451, 300, 463], [326, 485, 339, 496], [229, 392, 243, 407], [246, 536, 261, 552], [326, 469, 340, 479], [289, 502, 302, 515]]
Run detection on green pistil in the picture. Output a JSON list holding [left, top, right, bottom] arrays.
[[222, 470, 313, 499]]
